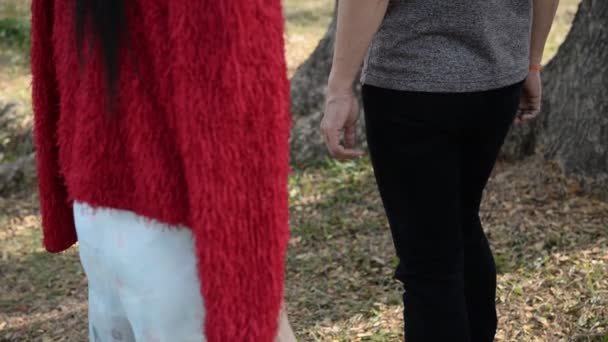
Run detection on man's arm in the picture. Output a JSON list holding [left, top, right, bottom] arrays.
[[516, 0, 560, 125], [322, 0, 389, 160], [328, 0, 390, 93], [530, 0, 561, 66]]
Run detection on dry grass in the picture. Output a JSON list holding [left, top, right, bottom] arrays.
[[283, 156, 607, 342], [2, 156, 607, 341]]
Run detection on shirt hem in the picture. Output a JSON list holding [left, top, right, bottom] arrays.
[[360, 68, 529, 93]]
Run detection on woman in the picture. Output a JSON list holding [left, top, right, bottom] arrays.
[[31, 0, 296, 341], [321, 0, 559, 341]]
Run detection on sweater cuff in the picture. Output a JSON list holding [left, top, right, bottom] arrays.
[[41, 203, 78, 253]]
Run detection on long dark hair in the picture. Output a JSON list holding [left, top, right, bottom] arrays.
[[75, 0, 128, 110]]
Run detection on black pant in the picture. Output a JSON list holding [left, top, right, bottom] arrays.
[[362, 82, 523, 342]]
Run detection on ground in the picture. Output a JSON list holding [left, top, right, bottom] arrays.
[[1, 1, 606, 341]]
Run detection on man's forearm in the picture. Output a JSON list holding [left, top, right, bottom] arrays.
[[530, 0, 560, 65], [328, 0, 389, 92]]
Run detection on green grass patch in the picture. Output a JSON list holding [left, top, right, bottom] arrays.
[[0, 17, 30, 52]]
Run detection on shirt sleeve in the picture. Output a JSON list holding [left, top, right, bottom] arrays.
[[31, 0, 77, 253]]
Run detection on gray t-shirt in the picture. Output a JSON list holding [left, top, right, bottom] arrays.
[[361, 0, 532, 92]]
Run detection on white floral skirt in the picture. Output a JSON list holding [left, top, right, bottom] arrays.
[[73, 202, 296, 342], [73, 202, 206, 342]]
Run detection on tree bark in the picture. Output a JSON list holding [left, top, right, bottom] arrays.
[[500, 115, 540, 161], [541, 0, 608, 199], [0, 153, 36, 196], [0, 101, 34, 160], [0, 101, 35, 196]]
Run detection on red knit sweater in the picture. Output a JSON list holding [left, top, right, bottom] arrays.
[[31, 1, 291, 341]]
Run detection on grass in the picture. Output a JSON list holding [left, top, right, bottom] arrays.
[[283, 0, 334, 76], [0, 0, 31, 69], [2, 0, 607, 341], [1, 157, 607, 341], [0, 17, 30, 50], [0, 1, 32, 167], [285, 157, 608, 341]]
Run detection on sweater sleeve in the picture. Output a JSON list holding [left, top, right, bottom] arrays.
[[169, 2, 291, 341], [31, 0, 77, 253]]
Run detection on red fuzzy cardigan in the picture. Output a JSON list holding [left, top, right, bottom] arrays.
[[31, 1, 291, 341]]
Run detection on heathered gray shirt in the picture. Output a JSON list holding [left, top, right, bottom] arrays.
[[361, 0, 533, 92]]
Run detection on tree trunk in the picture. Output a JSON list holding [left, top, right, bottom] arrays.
[[500, 116, 540, 161], [0, 153, 36, 196], [541, 0, 608, 199], [0, 101, 35, 196]]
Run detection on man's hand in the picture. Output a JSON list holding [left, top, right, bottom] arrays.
[[518, 0, 560, 125], [320, 0, 388, 160], [320, 89, 365, 160], [515, 70, 542, 125]]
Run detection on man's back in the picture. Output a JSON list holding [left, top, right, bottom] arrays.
[[362, 0, 532, 92]]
